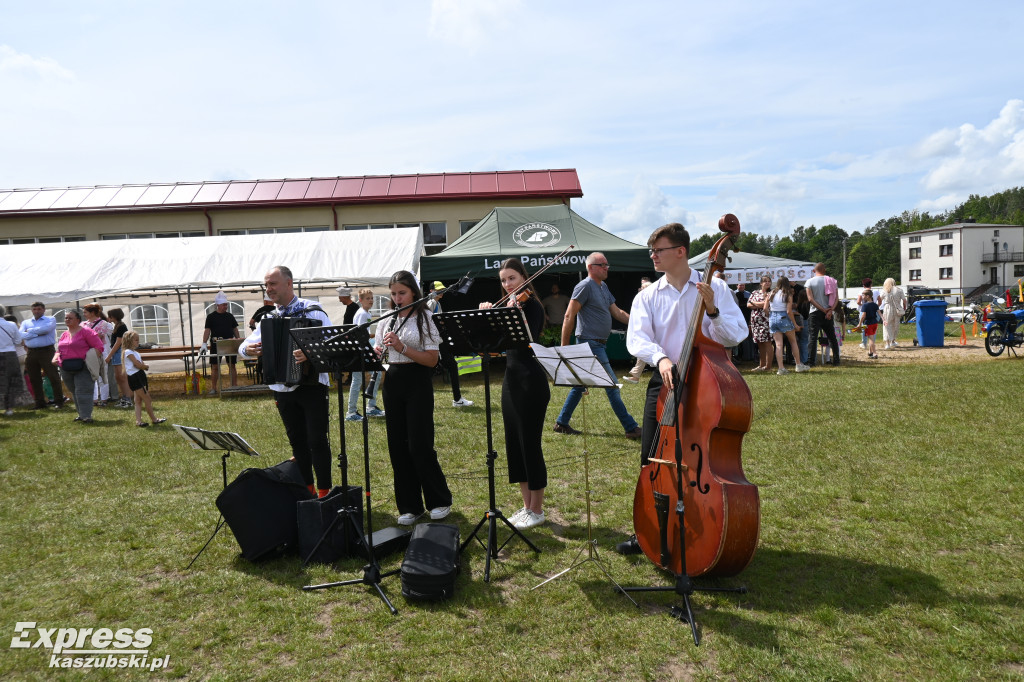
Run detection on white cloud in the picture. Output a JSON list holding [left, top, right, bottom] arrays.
[[428, 0, 521, 49], [578, 179, 693, 245], [0, 44, 74, 81], [920, 99, 1024, 195]]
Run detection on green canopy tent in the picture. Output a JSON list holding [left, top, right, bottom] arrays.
[[421, 205, 652, 360], [419, 205, 651, 282]]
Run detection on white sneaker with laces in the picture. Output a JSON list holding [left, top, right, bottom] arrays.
[[397, 513, 422, 526], [777, 368, 790, 375], [514, 510, 546, 530], [795, 364, 810, 373], [507, 507, 528, 524], [429, 506, 451, 520], [452, 398, 473, 407]]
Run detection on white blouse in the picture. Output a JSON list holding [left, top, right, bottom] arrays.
[[375, 309, 440, 364]]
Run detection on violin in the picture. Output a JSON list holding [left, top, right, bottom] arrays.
[[493, 244, 575, 307], [631, 214, 760, 578]]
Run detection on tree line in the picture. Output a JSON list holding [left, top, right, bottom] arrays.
[[689, 186, 1024, 287]]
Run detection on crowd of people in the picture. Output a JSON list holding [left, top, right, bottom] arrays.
[[0, 300, 168, 425], [731, 267, 910, 373]]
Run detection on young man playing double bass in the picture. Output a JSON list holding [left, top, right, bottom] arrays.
[[618, 222, 748, 554]]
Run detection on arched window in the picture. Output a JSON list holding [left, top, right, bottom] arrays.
[[53, 308, 73, 333], [130, 305, 171, 346]]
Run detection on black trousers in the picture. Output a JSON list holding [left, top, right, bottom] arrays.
[[502, 360, 549, 490], [641, 372, 665, 468], [25, 345, 64, 407], [382, 363, 452, 515], [806, 311, 840, 367], [274, 383, 332, 489], [438, 346, 462, 402]]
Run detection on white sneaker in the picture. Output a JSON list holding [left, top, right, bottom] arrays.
[[452, 398, 473, 407], [507, 507, 529, 524], [621, 375, 639, 384], [397, 512, 422, 526], [892, 341, 899, 347], [514, 510, 546, 530], [794, 364, 809, 373], [429, 506, 451, 520], [3, 409, 13, 417], [777, 368, 789, 375], [859, 343, 866, 350]]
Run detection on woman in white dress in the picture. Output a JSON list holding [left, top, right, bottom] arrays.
[[879, 278, 908, 349]]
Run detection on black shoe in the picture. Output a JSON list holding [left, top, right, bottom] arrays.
[[615, 534, 642, 555], [553, 422, 582, 435], [625, 427, 642, 440]]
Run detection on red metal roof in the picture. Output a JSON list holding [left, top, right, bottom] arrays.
[[0, 169, 583, 217]]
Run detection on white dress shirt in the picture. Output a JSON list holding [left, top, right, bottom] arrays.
[[626, 270, 748, 369]]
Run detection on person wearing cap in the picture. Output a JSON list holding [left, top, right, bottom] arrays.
[[429, 280, 473, 408], [201, 291, 240, 393], [337, 286, 359, 325]]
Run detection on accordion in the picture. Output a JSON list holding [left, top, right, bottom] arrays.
[[260, 316, 323, 386]]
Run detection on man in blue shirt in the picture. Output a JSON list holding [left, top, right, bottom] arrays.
[[554, 253, 641, 440], [19, 302, 66, 409]]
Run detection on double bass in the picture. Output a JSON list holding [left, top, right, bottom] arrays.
[[631, 214, 760, 578]]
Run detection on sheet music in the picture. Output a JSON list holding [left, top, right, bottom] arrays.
[[530, 343, 617, 388], [173, 424, 260, 456]]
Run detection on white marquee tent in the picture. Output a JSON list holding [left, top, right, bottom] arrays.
[[0, 228, 423, 307], [688, 249, 816, 286]]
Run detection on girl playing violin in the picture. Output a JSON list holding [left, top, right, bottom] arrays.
[[479, 258, 550, 530]]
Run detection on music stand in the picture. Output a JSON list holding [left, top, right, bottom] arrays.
[[433, 307, 541, 583], [527, 344, 638, 604], [289, 323, 403, 616], [175, 425, 260, 569]]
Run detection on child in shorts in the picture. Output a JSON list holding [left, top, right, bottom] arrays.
[[122, 331, 167, 427], [858, 290, 881, 358]]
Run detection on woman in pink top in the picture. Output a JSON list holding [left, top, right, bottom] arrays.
[[53, 309, 105, 423]]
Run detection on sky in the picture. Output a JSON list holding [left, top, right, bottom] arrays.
[[2, 1, 1023, 245]]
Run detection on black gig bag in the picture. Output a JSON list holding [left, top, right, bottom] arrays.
[[400, 523, 460, 601], [296, 485, 364, 564], [216, 459, 315, 561]]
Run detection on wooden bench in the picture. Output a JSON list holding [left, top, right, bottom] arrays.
[[139, 346, 202, 373]]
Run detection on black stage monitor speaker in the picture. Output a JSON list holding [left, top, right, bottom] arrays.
[[297, 485, 364, 564], [216, 459, 315, 561]]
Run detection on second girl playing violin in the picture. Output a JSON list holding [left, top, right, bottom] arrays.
[[479, 258, 550, 530]]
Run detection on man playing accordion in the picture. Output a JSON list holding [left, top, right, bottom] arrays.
[[239, 265, 333, 497]]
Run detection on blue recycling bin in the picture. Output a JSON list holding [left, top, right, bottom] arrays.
[[914, 299, 948, 347]]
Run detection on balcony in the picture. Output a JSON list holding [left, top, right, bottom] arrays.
[[980, 251, 1024, 263]]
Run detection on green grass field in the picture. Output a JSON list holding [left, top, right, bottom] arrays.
[[1, 356, 1022, 680]]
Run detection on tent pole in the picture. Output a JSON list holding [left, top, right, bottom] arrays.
[[175, 288, 186, 347], [187, 286, 196, 350]]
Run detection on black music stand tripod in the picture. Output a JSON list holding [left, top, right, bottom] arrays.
[[528, 344, 638, 604], [617, 404, 747, 646], [433, 306, 541, 583], [175, 425, 260, 569], [290, 324, 401, 615]]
